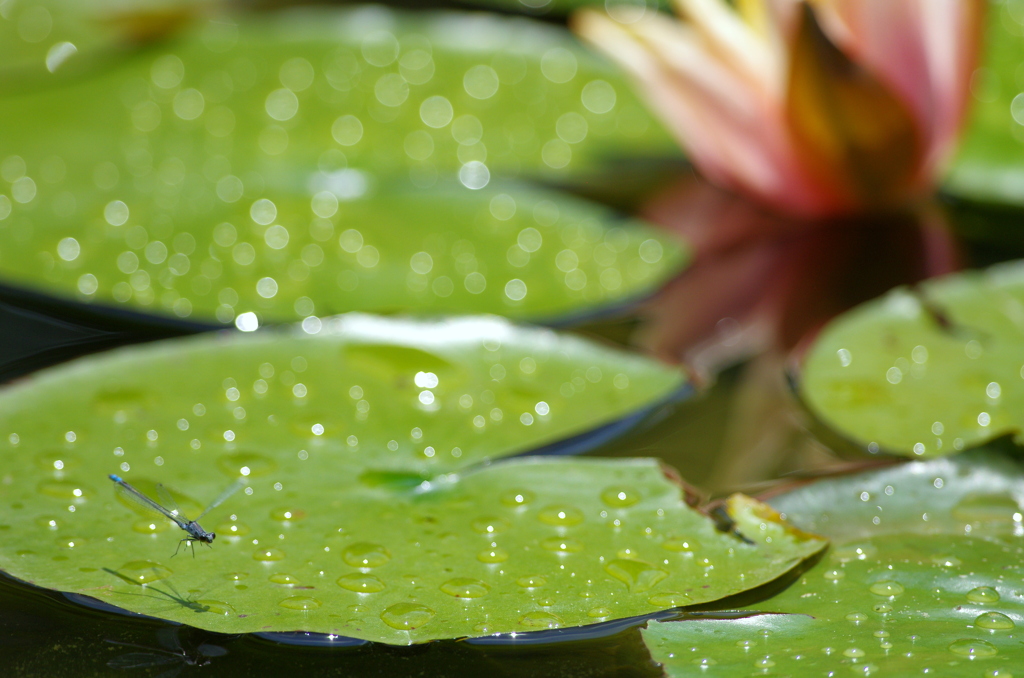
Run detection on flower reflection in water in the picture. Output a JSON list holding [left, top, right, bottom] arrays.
[[629, 177, 960, 490]]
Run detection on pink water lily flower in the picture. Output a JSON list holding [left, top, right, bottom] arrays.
[[574, 0, 984, 217]]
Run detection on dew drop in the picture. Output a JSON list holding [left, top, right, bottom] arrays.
[[132, 518, 170, 534], [948, 638, 998, 657], [873, 603, 892, 614], [215, 518, 250, 536], [648, 592, 691, 607], [517, 575, 546, 588], [197, 599, 234, 615], [975, 612, 1015, 630], [754, 657, 775, 668], [868, 581, 904, 597], [270, 507, 306, 522], [831, 544, 877, 562], [605, 559, 668, 593], [538, 505, 584, 527], [38, 480, 92, 500], [35, 515, 60, 530], [846, 612, 868, 622], [541, 536, 583, 553], [56, 536, 85, 549], [500, 489, 534, 506], [968, 587, 1001, 603], [278, 596, 321, 611], [253, 548, 285, 561], [823, 569, 846, 581], [225, 572, 248, 581], [477, 547, 509, 563], [34, 452, 80, 473], [519, 611, 562, 629], [600, 486, 641, 508], [932, 555, 962, 567], [843, 648, 865, 658], [661, 537, 695, 552], [342, 543, 390, 568], [381, 603, 434, 630], [217, 452, 277, 478], [118, 560, 172, 584], [336, 573, 385, 593], [587, 607, 611, 618], [471, 517, 510, 535], [736, 640, 754, 649], [269, 573, 299, 585], [440, 578, 490, 598]]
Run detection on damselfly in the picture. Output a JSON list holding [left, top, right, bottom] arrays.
[[108, 474, 245, 557]]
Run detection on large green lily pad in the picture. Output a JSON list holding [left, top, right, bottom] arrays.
[[945, 0, 1024, 206], [0, 6, 682, 325], [0, 314, 687, 477], [643, 451, 1024, 675], [0, 315, 829, 641], [0, 5, 673, 178], [799, 261, 1024, 457], [0, 175, 686, 326]]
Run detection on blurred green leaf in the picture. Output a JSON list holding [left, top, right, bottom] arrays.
[[800, 261, 1024, 457], [945, 0, 1024, 205], [0, 315, 829, 641], [0, 0, 214, 88], [0, 6, 684, 325], [0, 5, 674, 178], [0, 173, 687, 325], [643, 450, 1024, 675]]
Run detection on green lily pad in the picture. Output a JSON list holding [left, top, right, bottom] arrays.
[[0, 5, 673, 178], [0, 174, 686, 326], [0, 6, 683, 325], [945, 1, 1024, 206], [1, 314, 687, 476], [0, 316, 829, 641], [799, 261, 1024, 457], [642, 450, 1024, 675]]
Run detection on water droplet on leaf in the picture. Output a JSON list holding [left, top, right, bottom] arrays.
[[278, 596, 321, 610], [336, 573, 385, 593], [440, 578, 490, 598], [381, 603, 434, 629], [948, 638, 998, 657], [342, 543, 390, 567], [118, 560, 172, 584], [604, 559, 667, 593], [968, 587, 1001, 603]]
